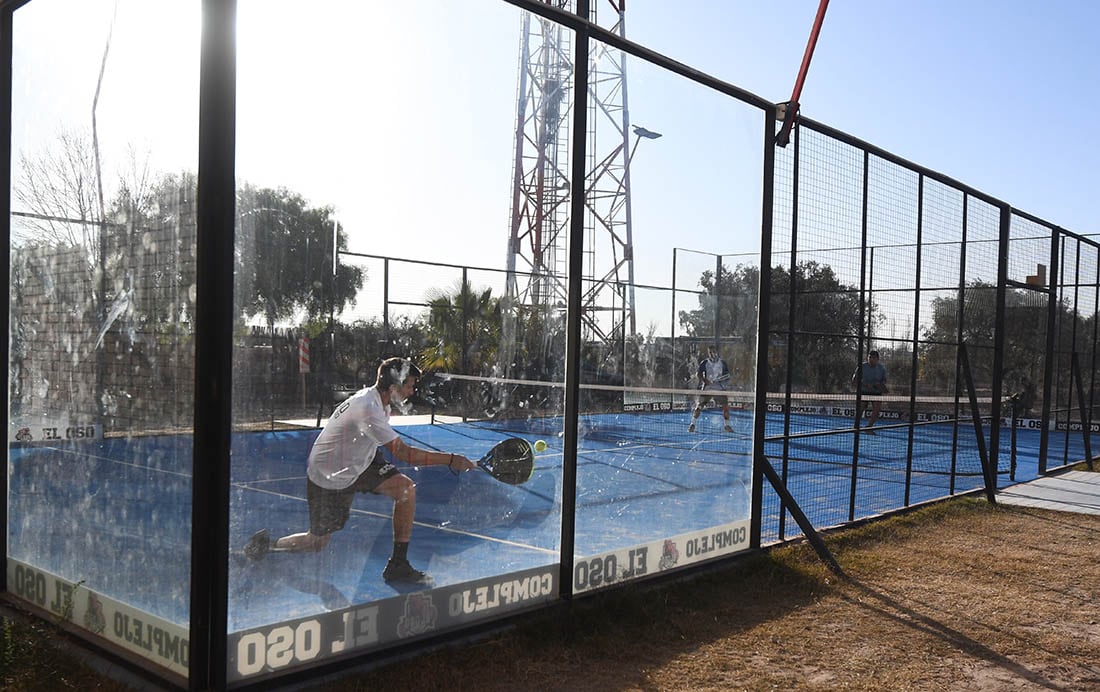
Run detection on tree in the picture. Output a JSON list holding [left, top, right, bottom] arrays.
[[768, 261, 864, 392], [13, 128, 105, 262], [419, 279, 501, 375], [679, 260, 864, 392], [922, 281, 1081, 397], [329, 315, 430, 386], [236, 184, 364, 325], [678, 262, 759, 343]]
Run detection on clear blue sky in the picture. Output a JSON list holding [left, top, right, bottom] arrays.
[[621, 0, 1099, 237]]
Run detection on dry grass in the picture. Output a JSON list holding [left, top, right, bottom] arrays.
[[4, 491, 1100, 691], [318, 497, 1100, 692], [0, 614, 132, 691]]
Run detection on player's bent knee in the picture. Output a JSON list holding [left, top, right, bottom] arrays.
[[386, 475, 416, 504]]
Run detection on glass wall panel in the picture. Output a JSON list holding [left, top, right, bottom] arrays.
[[571, 40, 761, 595], [228, 1, 564, 681], [8, 0, 199, 679]]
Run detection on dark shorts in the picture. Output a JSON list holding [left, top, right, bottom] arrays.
[[307, 449, 401, 537], [696, 386, 729, 405], [861, 387, 886, 405]]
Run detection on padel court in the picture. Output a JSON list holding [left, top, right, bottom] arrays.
[[8, 404, 1056, 634]]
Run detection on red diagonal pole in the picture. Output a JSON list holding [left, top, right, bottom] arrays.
[[776, 0, 830, 147]]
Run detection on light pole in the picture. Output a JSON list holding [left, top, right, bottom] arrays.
[[623, 124, 662, 339]]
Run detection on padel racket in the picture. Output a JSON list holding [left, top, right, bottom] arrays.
[[478, 437, 534, 485]]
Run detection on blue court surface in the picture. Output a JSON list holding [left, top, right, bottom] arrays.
[[7, 407, 1066, 634]]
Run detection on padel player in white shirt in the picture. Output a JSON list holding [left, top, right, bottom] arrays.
[[688, 346, 734, 433], [244, 357, 475, 587]]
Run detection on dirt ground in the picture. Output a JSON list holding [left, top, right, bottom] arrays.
[[324, 495, 1100, 692]]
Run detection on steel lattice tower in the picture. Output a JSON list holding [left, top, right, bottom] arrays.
[[503, 1, 648, 376]]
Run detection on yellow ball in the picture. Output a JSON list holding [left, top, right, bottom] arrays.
[[533, 439, 547, 453]]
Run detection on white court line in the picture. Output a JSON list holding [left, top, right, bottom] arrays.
[[238, 474, 304, 485], [237, 482, 557, 555], [19, 445, 193, 479]]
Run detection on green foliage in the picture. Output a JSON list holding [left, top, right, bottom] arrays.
[[623, 325, 675, 388], [420, 279, 502, 374], [92, 173, 368, 330], [509, 305, 567, 380], [330, 316, 430, 386], [54, 580, 84, 625], [680, 260, 863, 392], [236, 184, 365, 324], [920, 281, 1081, 397], [678, 262, 759, 341]]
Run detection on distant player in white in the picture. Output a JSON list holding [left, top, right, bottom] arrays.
[[688, 345, 734, 433], [244, 357, 475, 587]]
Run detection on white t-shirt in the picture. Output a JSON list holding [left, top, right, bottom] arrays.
[[307, 386, 398, 490], [699, 357, 730, 391]]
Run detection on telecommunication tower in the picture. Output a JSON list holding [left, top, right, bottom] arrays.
[[503, 0, 651, 375]]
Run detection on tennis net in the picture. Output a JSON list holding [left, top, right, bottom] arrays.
[[417, 373, 1004, 476]]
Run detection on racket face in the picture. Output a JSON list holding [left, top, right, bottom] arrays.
[[479, 438, 534, 485]]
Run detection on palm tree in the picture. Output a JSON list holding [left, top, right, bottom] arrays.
[[420, 279, 502, 375]]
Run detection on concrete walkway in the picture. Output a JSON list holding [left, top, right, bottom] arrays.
[[997, 470, 1100, 515]]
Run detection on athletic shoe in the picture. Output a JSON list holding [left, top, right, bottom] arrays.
[[243, 529, 271, 561], [382, 558, 434, 587], [723, 424, 734, 433], [864, 426, 876, 435], [687, 423, 696, 433]]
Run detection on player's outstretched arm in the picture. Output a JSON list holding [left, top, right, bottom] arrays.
[[387, 437, 474, 471]]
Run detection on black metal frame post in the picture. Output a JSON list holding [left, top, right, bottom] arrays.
[[989, 204, 1010, 482], [1038, 225, 1060, 473], [848, 149, 871, 520], [671, 248, 678, 390], [1089, 241, 1100, 466], [0, 0, 21, 596], [777, 122, 801, 541], [190, 0, 236, 688], [902, 176, 925, 507], [852, 150, 871, 434], [557, 0, 589, 601], [1009, 398, 1019, 480], [950, 194, 971, 493], [461, 266, 469, 374], [751, 106, 778, 550], [713, 253, 722, 347], [1071, 351, 1094, 469], [1054, 233, 1073, 466]]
